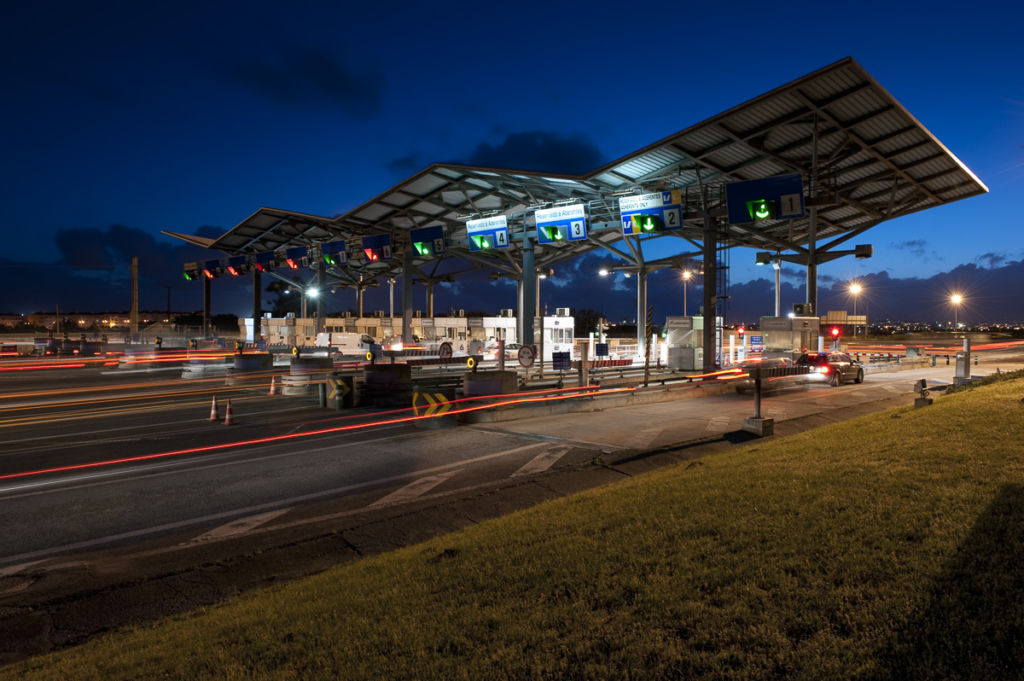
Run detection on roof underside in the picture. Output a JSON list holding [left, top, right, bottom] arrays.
[[175, 57, 986, 284]]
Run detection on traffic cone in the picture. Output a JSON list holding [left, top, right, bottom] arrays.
[[224, 398, 235, 425], [209, 395, 220, 421], [269, 375, 278, 396]]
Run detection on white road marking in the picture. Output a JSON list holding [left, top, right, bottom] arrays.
[[179, 508, 291, 546], [705, 415, 730, 432], [0, 441, 549, 567], [367, 471, 462, 509], [511, 447, 568, 478]]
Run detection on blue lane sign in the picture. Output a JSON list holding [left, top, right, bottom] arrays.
[[619, 190, 682, 235], [536, 204, 587, 244], [466, 215, 509, 251], [552, 351, 572, 371], [725, 173, 804, 224], [361, 233, 393, 261], [749, 335, 764, 353], [410, 225, 445, 257]]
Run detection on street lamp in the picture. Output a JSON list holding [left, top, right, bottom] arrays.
[[950, 293, 963, 329], [849, 283, 862, 336], [681, 270, 692, 316]]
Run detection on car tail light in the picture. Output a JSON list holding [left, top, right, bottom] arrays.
[[818, 365, 830, 374]]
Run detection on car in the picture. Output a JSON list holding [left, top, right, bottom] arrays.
[[795, 351, 864, 386], [502, 342, 522, 358], [733, 356, 805, 393]]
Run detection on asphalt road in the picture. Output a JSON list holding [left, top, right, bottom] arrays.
[[4, 351, 1021, 571]]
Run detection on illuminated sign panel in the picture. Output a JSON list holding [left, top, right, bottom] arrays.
[[361, 234, 393, 261], [466, 215, 509, 251], [619, 191, 682, 235], [410, 225, 446, 257], [535, 204, 587, 244], [726, 174, 804, 224]]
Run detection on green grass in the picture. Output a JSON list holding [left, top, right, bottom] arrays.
[[9, 380, 1024, 680]]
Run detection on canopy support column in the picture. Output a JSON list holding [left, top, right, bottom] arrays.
[[520, 237, 536, 346], [636, 268, 647, 357], [402, 248, 413, 344]]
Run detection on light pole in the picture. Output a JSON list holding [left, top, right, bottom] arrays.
[[681, 270, 692, 317], [849, 283, 862, 336], [951, 293, 963, 330]]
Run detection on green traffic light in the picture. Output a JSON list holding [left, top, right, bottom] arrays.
[[413, 242, 431, 256], [543, 226, 563, 241], [471, 235, 491, 249], [747, 199, 776, 221], [183, 271, 195, 281]]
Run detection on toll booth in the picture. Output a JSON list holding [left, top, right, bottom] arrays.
[[661, 315, 722, 370], [758, 316, 820, 358]]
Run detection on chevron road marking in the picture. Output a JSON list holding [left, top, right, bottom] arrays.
[[368, 470, 462, 509], [180, 508, 292, 547], [510, 447, 569, 478]]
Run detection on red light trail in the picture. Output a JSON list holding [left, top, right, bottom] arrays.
[[0, 386, 635, 482]]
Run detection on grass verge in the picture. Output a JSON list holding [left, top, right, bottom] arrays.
[[8, 379, 1024, 680]]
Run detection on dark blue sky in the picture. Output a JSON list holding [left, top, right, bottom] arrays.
[[2, 1, 1022, 322]]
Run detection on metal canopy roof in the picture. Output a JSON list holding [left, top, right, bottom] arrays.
[[169, 57, 986, 284]]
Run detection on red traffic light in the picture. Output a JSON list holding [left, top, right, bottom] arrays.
[[830, 327, 841, 338], [737, 327, 745, 336]]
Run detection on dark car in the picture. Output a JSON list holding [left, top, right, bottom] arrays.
[[796, 351, 864, 386], [733, 356, 806, 393]]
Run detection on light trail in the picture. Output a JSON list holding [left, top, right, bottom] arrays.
[[0, 386, 635, 481]]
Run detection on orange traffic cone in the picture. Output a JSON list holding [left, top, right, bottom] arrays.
[[269, 375, 278, 396], [209, 395, 220, 421], [223, 398, 235, 425]]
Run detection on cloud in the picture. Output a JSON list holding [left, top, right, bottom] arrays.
[[388, 152, 422, 174], [4, 224, 250, 314], [892, 239, 928, 256], [455, 131, 604, 175], [976, 252, 1007, 268], [220, 47, 382, 117]]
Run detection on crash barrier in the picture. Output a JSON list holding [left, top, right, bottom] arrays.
[[283, 356, 334, 395], [361, 364, 413, 407]]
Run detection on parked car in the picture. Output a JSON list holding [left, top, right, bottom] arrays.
[[795, 351, 864, 386]]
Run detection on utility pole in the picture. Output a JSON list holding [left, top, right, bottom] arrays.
[[130, 256, 139, 339]]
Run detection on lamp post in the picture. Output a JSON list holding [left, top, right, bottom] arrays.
[[950, 293, 963, 330], [849, 283, 862, 336], [681, 270, 692, 316]]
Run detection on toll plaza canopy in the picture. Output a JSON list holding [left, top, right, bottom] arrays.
[[166, 57, 986, 367]]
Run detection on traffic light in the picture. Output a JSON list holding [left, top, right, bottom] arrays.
[[831, 326, 841, 339], [201, 259, 222, 279], [253, 251, 276, 272], [363, 247, 379, 261], [746, 198, 776, 221], [738, 326, 745, 338], [470, 234, 493, 250], [285, 247, 309, 269], [540, 225, 565, 242], [631, 214, 663, 233], [225, 256, 248, 276], [321, 241, 347, 266], [182, 263, 199, 281], [412, 240, 432, 256]]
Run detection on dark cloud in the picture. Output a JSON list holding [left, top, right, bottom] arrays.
[[892, 239, 928, 257], [455, 131, 604, 175], [977, 252, 1007, 268], [220, 47, 382, 117], [6, 224, 252, 315], [388, 152, 422, 174]]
